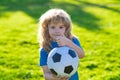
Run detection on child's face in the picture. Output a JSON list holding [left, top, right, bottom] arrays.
[[48, 23, 66, 40]]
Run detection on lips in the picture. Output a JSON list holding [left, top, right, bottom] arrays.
[[52, 35, 60, 41]]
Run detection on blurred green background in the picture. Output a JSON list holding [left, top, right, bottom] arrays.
[[0, 0, 120, 80]]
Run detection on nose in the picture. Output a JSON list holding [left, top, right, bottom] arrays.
[[55, 28, 60, 34]]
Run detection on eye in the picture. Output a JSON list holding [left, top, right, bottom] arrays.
[[50, 26, 55, 29], [59, 26, 64, 29]]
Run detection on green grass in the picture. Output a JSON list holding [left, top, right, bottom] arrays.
[[0, 0, 120, 80]]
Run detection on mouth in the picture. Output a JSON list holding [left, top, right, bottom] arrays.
[[52, 35, 61, 41]]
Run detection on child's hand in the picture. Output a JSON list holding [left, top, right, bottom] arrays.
[[58, 76, 70, 80], [52, 74, 69, 80], [55, 35, 71, 47]]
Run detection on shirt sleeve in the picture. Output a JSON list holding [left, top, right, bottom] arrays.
[[72, 37, 82, 49], [39, 48, 48, 66]]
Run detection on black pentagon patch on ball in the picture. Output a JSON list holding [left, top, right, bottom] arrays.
[[52, 53, 61, 63], [68, 49, 76, 58], [50, 69, 58, 75], [64, 65, 73, 74]]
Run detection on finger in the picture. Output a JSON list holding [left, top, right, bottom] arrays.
[[56, 40, 60, 44], [55, 36, 60, 40], [59, 76, 67, 80], [57, 75, 62, 80], [55, 37, 59, 41], [65, 77, 69, 80], [63, 76, 69, 80], [57, 42, 62, 47], [61, 34, 65, 36]]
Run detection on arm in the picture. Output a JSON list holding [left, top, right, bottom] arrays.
[[42, 66, 57, 80], [40, 49, 58, 80], [66, 39, 84, 58], [42, 66, 69, 80], [55, 36, 84, 58]]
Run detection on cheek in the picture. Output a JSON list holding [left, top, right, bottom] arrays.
[[49, 29, 54, 37], [61, 29, 66, 34], [49, 29, 54, 33]]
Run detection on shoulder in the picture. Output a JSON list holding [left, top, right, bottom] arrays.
[[39, 48, 45, 52], [39, 48, 48, 55], [72, 37, 81, 47], [72, 37, 80, 43]]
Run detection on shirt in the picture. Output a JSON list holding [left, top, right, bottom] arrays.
[[39, 37, 82, 80]]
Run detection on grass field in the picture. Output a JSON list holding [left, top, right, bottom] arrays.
[[0, 0, 120, 80]]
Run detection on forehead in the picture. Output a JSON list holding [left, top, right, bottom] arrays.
[[48, 17, 66, 25], [48, 22, 64, 26], [47, 14, 70, 27]]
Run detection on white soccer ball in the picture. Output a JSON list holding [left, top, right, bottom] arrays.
[[47, 46, 79, 77]]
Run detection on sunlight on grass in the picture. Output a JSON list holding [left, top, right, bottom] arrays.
[[0, 11, 35, 26]]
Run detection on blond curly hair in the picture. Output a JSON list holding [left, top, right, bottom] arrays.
[[38, 8, 74, 52]]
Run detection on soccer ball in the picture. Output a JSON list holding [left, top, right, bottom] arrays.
[[47, 46, 79, 77]]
